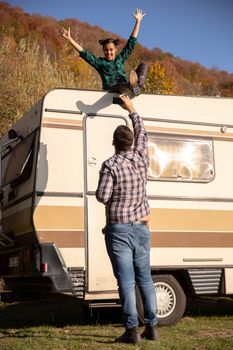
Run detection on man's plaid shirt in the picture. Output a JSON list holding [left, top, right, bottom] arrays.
[[96, 112, 150, 223]]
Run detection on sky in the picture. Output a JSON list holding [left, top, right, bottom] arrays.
[[5, 0, 233, 74]]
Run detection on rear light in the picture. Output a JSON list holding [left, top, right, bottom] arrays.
[[41, 262, 48, 273]]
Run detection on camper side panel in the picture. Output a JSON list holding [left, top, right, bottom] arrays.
[[33, 105, 85, 270]]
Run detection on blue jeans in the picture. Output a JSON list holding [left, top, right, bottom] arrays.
[[105, 222, 157, 328]]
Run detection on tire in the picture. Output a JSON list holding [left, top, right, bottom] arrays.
[[136, 274, 186, 326]]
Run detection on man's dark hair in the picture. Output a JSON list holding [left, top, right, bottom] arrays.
[[113, 125, 134, 151]]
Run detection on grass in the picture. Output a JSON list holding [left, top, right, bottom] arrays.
[[0, 294, 233, 350]]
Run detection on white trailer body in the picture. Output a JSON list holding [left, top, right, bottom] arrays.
[[1, 88, 233, 325]]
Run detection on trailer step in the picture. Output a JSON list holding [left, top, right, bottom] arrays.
[[88, 301, 121, 308]]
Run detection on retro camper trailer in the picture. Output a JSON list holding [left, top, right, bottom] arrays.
[[1, 88, 233, 325]]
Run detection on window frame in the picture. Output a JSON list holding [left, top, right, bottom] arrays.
[[1, 130, 37, 188], [147, 133, 215, 183]]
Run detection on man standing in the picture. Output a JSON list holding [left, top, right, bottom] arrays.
[[96, 95, 158, 344]]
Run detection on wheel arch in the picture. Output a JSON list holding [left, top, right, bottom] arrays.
[[151, 268, 194, 297]]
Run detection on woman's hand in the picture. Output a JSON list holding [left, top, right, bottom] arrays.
[[58, 26, 72, 41], [58, 26, 83, 52], [132, 8, 146, 22]]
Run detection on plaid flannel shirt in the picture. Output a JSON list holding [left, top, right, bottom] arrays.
[[96, 112, 150, 223]]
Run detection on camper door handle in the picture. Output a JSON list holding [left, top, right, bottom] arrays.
[[88, 157, 97, 166]]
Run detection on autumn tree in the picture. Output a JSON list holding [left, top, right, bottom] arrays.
[[1, 0, 233, 139], [218, 80, 233, 97], [0, 36, 79, 135], [145, 61, 174, 94]]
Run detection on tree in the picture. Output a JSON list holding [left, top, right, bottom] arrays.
[[0, 37, 79, 135], [218, 80, 233, 97], [145, 61, 174, 94]]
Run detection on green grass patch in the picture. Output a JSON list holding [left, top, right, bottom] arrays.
[[0, 295, 233, 350]]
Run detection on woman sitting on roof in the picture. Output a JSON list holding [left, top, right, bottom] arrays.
[[59, 8, 148, 97]]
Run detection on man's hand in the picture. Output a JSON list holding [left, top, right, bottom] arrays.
[[132, 8, 146, 22], [119, 95, 136, 113]]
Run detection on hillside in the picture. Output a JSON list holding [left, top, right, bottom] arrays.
[[0, 1, 233, 133]]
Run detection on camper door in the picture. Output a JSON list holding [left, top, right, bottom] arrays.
[[84, 114, 127, 293]]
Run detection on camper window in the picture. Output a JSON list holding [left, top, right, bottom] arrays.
[[1, 132, 36, 187], [147, 135, 214, 182]]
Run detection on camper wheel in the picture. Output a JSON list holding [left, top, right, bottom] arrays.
[[136, 274, 186, 326]]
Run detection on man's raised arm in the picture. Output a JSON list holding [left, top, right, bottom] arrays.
[[119, 95, 148, 158]]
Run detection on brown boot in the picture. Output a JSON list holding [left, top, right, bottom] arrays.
[[115, 327, 141, 344], [141, 324, 159, 341], [135, 62, 149, 88], [129, 70, 141, 96]]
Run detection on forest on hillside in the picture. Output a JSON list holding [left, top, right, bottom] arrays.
[[0, 1, 233, 134]]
